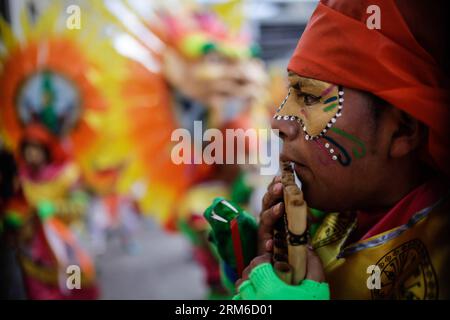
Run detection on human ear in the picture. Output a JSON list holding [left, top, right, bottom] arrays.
[[388, 109, 426, 158]]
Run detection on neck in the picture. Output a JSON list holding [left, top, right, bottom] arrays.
[[365, 161, 431, 214]]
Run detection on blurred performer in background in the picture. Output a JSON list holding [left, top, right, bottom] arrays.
[[18, 124, 87, 226], [154, 9, 270, 298], [0, 130, 98, 299], [86, 160, 142, 256], [5, 124, 99, 299]]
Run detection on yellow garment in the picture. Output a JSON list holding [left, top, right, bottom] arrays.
[[22, 163, 84, 222], [312, 195, 450, 299], [178, 182, 229, 222]]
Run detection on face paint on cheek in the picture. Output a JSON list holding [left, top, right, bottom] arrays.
[[301, 84, 343, 140], [317, 127, 367, 167], [323, 98, 339, 112], [329, 127, 366, 159], [274, 76, 365, 167], [321, 85, 340, 112], [322, 135, 352, 166], [320, 84, 336, 97], [274, 81, 344, 140], [313, 140, 334, 166]]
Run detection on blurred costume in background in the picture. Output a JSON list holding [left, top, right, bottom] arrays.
[[16, 124, 97, 299], [150, 8, 270, 298], [177, 184, 229, 298], [203, 198, 258, 293], [95, 0, 274, 225], [0, 134, 98, 299], [18, 124, 86, 225], [86, 161, 142, 256], [0, 6, 110, 299], [0, 0, 274, 299]]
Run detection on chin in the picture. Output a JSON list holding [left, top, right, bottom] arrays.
[[302, 184, 320, 208], [302, 184, 340, 212]]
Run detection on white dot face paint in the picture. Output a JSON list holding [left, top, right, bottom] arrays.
[[274, 75, 344, 139]]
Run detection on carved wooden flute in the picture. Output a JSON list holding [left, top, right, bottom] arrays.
[[273, 160, 309, 285]]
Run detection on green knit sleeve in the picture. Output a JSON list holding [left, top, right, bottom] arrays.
[[234, 263, 330, 300]]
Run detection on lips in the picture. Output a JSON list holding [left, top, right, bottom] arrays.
[[280, 153, 308, 169], [293, 162, 307, 177]]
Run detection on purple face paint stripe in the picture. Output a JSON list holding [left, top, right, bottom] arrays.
[[320, 84, 336, 97], [324, 96, 338, 104]]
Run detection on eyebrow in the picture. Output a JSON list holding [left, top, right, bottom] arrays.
[[288, 74, 299, 84], [291, 82, 301, 90], [288, 74, 332, 97]]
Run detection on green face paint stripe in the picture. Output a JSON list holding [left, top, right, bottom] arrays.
[[323, 102, 338, 112], [330, 127, 366, 158]]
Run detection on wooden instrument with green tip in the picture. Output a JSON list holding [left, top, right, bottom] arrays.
[[273, 160, 309, 285]]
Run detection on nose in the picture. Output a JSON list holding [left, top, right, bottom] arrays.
[[271, 117, 300, 141]]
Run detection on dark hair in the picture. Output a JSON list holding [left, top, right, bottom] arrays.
[[0, 149, 18, 200], [367, 93, 390, 132]]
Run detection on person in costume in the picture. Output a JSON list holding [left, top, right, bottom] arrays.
[[228, 0, 450, 300], [18, 123, 88, 226], [7, 124, 99, 299]]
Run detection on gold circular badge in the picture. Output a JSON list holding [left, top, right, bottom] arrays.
[[372, 239, 438, 300]]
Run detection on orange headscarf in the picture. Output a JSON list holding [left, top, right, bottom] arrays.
[[288, 0, 450, 176]]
